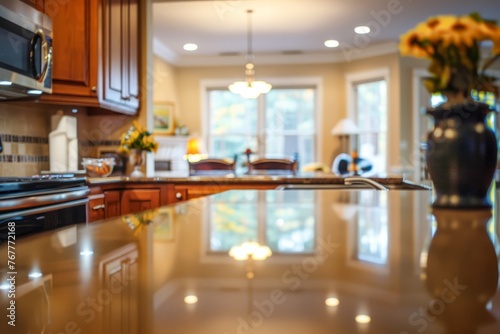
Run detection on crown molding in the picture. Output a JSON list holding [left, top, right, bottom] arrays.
[[153, 41, 400, 67]]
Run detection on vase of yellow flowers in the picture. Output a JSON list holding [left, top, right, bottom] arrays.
[[119, 121, 159, 177], [400, 13, 499, 208]]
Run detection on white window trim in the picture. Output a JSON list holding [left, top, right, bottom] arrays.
[[345, 68, 391, 172], [200, 77, 324, 162]]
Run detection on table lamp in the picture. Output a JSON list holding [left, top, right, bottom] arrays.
[[184, 136, 207, 162], [331, 118, 360, 153]]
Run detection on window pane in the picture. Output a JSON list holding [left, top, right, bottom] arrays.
[[212, 135, 258, 158], [209, 90, 258, 135], [355, 80, 387, 173], [266, 135, 314, 164], [266, 88, 315, 133]]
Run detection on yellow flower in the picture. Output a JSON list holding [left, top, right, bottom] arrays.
[[399, 13, 499, 94], [399, 30, 431, 58], [440, 17, 478, 48], [119, 120, 159, 153]]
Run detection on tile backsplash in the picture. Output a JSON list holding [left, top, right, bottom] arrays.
[[0, 102, 136, 177], [0, 103, 52, 176]]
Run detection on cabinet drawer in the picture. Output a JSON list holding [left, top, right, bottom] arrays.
[[88, 195, 105, 222]]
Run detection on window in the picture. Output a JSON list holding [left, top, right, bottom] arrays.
[[347, 70, 389, 174], [206, 87, 317, 169]]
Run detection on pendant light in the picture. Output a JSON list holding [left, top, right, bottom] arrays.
[[228, 10, 272, 99]]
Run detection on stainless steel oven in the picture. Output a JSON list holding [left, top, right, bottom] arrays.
[[0, 176, 89, 243]]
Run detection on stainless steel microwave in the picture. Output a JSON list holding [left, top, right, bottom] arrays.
[[0, 0, 53, 100]]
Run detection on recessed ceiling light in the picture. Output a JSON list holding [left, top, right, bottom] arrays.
[[324, 40, 340, 48], [183, 43, 198, 51], [354, 26, 370, 34], [355, 314, 371, 324], [184, 294, 198, 304], [0, 81, 12, 86], [325, 297, 340, 306]]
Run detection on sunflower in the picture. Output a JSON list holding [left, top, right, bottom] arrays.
[[399, 13, 500, 95]]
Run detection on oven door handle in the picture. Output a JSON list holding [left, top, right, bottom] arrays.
[[0, 198, 89, 221], [0, 187, 90, 211]]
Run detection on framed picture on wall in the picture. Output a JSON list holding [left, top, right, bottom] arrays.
[[153, 101, 175, 134]]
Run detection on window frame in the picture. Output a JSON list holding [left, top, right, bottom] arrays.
[[200, 77, 324, 164], [345, 68, 390, 174]]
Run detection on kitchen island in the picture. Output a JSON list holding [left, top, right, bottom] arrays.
[[1, 187, 499, 333]]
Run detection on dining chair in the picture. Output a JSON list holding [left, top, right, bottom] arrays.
[[188, 155, 237, 176], [247, 156, 298, 175]]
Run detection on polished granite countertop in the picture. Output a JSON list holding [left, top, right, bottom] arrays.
[[88, 172, 431, 189], [1, 188, 499, 333]]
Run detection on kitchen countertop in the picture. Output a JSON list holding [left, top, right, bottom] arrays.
[[1, 188, 498, 333], [87, 172, 432, 189]]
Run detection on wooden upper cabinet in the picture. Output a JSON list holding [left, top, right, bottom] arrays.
[[42, 0, 98, 100], [20, 0, 44, 11], [101, 0, 140, 113], [40, 0, 139, 115]]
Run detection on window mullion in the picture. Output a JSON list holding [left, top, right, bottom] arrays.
[[258, 95, 267, 154]]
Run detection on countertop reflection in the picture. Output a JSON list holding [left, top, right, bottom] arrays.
[[1, 188, 499, 334]]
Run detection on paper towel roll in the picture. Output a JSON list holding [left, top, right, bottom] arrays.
[[49, 115, 78, 172]]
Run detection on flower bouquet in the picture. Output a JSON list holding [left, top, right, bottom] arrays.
[[400, 13, 500, 101], [119, 120, 159, 154], [119, 121, 159, 177]]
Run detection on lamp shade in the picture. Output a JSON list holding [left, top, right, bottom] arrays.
[[331, 118, 360, 136], [185, 137, 207, 162]]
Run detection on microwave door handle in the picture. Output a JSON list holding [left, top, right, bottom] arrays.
[[30, 29, 51, 82]]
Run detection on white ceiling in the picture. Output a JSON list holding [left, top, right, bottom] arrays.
[[152, 0, 500, 66]]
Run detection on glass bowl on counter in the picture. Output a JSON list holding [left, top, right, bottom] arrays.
[[82, 158, 116, 177]]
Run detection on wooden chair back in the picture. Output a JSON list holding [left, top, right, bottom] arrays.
[[247, 158, 298, 175], [188, 157, 237, 176]]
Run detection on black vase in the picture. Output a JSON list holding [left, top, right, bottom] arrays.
[[426, 100, 498, 208]]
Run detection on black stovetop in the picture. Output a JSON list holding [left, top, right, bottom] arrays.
[[0, 175, 88, 197]]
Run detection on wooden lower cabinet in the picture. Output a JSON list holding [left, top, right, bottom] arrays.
[[88, 194, 106, 222], [104, 190, 122, 219], [121, 189, 161, 215]]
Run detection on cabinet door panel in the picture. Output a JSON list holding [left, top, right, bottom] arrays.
[[105, 190, 121, 219], [128, 0, 139, 98], [45, 0, 97, 96], [121, 190, 160, 215], [101, 0, 139, 111]]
